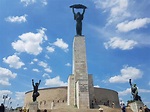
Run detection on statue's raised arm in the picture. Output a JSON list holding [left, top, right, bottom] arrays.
[[32, 79, 34, 86], [129, 79, 132, 86], [38, 80, 41, 86], [72, 8, 75, 15], [82, 8, 85, 15]]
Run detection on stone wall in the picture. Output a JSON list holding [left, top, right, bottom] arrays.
[[24, 87, 120, 109], [24, 87, 67, 110], [94, 87, 120, 108]]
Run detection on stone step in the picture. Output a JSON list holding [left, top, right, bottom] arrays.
[[41, 105, 133, 112]]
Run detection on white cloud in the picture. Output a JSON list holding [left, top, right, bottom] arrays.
[[21, 0, 36, 6], [45, 76, 67, 87], [0, 90, 12, 96], [110, 0, 130, 19], [38, 61, 47, 68], [65, 63, 71, 67], [42, 73, 50, 78], [139, 89, 150, 93], [119, 88, 150, 96], [104, 37, 137, 50], [94, 0, 130, 24], [45, 55, 50, 59], [0, 80, 8, 86], [23, 67, 27, 70], [38, 61, 52, 73], [46, 46, 55, 53], [53, 38, 69, 52], [0, 67, 17, 79], [41, 0, 47, 5], [21, 0, 47, 6], [117, 18, 150, 32], [15, 92, 25, 100], [0, 67, 17, 86], [30, 61, 34, 64], [33, 58, 38, 62], [11, 92, 25, 108], [0, 78, 12, 86], [118, 88, 131, 96], [3, 54, 25, 69], [109, 66, 143, 83], [30, 58, 38, 64], [5, 14, 27, 23], [32, 68, 40, 72], [94, 85, 100, 88], [44, 68, 52, 73], [94, 0, 116, 9], [12, 28, 47, 55]]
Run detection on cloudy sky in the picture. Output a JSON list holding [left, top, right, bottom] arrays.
[[0, 0, 150, 108]]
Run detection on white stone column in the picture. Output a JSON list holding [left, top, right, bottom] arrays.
[[73, 36, 90, 108], [67, 74, 75, 106]]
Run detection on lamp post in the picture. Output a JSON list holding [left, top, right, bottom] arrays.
[[7, 97, 11, 107], [6, 97, 11, 111], [3, 94, 8, 106], [8, 101, 12, 112], [9, 102, 12, 107]]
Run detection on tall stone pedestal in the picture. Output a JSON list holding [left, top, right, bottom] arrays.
[[67, 36, 94, 109], [128, 101, 144, 112], [29, 102, 38, 112]]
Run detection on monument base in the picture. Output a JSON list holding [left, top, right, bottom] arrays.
[[29, 102, 39, 112], [128, 101, 144, 112]]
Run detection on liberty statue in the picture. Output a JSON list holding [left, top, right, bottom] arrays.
[[70, 4, 87, 36]]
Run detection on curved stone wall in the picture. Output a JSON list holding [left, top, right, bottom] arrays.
[[24, 86, 120, 109], [93, 87, 120, 108], [24, 87, 68, 110]]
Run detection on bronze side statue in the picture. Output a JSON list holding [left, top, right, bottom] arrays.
[[70, 4, 87, 36], [32, 79, 41, 102], [129, 79, 142, 101]]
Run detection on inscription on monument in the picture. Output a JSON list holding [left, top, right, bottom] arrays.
[[80, 84, 88, 92]]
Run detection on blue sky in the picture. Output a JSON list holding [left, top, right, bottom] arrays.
[[0, 0, 150, 108]]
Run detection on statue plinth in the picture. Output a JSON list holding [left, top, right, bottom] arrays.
[[29, 101, 39, 112], [128, 101, 144, 112]]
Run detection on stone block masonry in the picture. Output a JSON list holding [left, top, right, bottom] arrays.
[[68, 36, 90, 108], [29, 102, 38, 112], [128, 101, 144, 112]]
